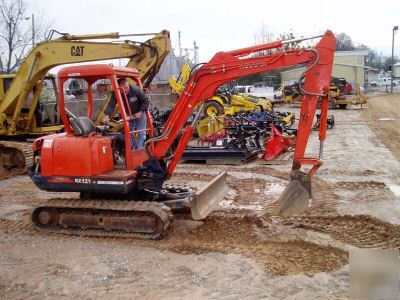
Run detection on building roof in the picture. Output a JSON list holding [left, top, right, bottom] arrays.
[[280, 63, 377, 75], [334, 62, 378, 71], [334, 50, 368, 57]]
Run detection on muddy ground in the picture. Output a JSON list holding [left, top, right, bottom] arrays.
[[1, 94, 400, 299]]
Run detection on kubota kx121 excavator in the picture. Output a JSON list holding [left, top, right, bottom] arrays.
[[29, 30, 335, 239], [0, 30, 170, 179]]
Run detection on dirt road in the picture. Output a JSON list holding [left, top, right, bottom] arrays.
[[1, 94, 400, 299], [361, 93, 400, 160]]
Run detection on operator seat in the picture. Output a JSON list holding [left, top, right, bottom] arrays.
[[69, 117, 96, 136]]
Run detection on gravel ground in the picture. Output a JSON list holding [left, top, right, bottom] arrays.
[[1, 94, 399, 299]]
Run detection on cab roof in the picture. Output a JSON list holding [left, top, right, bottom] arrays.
[[57, 64, 140, 79]]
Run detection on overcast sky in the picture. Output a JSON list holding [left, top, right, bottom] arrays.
[[31, 0, 400, 62]]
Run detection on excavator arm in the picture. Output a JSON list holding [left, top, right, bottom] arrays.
[[0, 30, 171, 135], [147, 30, 335, 216]]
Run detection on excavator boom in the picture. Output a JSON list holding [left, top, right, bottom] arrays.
[[146, 30, 335, 216]]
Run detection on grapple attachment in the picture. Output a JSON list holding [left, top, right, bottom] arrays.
[[190, 171, 229, 220], [270, 170, 311, 216]]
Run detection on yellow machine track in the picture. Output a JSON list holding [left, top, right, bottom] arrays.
[[0, 141, 33, 179], [32, 199, 174, 240]]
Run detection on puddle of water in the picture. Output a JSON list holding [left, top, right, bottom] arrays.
[[218, 199, 263, 211], [264, 182, 286, 196], [388, 184, 400, 197], [378, 117, 395, 121]]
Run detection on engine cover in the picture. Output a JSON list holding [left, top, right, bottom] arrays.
[[40, 134, 113, 177]]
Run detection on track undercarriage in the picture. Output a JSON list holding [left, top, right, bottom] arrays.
[[0, 141, 33, 179], [32, 199, 174, 240], [31, 173, 229, 240]]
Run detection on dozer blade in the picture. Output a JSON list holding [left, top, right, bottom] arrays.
[[269, 171, 312, 217], [190, 171, 229, 220]]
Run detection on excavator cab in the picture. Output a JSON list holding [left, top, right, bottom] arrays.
[[0, 74, 61, 130], [32, 76, 61, 128], [30, 65, 152, 192]]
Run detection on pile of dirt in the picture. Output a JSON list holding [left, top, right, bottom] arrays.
[[291, 214, 400, 248], [154, 215, 348, 276]]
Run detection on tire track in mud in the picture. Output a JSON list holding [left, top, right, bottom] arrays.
[[0, 218, 33, 234], [333, 181, 388, 190]]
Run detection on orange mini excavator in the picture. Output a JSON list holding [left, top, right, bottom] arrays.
[[29, 31, 335, 239]]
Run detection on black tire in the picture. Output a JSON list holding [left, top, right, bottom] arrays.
[[338, 104, 347, 109], [204, 100, 223, 116], [317, 99, 336, 109], [328, 99, 336, 109]]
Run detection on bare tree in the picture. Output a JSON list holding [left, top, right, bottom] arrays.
[[237, 25, 293, 86], [335, 32, 355, 51], [0, 0, 52, 73], [253, 23, 275, 56], [278, 30, 301, 51], [254, 23, 275, 45]]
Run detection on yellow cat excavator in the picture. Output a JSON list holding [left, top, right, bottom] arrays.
[[0, 30, 171, 179]]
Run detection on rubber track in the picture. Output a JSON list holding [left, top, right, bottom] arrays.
[[0, 141, 33, 179], [32, 199, 174, 240]]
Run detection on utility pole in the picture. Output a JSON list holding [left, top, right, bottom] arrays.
[[178, 30, 182, 57], [391, 26, 398, 93], [193, 40, 199, 64], [25, 14, 35, 47], [31, 14, 35, 47]]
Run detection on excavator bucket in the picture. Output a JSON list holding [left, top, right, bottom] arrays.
[[267, 171, 312, 216], [190, 171, 229, 220]]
